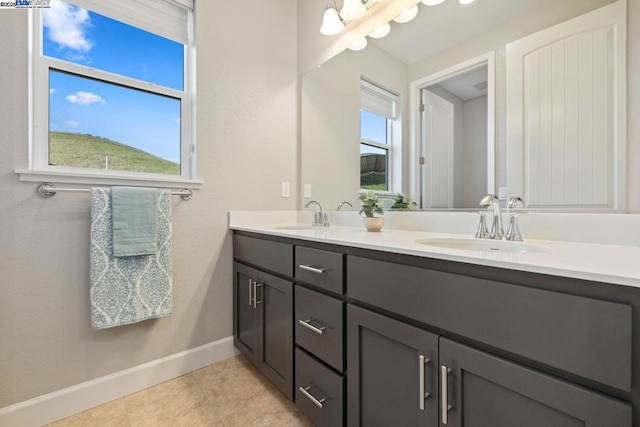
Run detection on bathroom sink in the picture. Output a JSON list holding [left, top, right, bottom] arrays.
[[415, 238, 553, 254]]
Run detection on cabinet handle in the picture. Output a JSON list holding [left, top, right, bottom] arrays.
[[299, 385, 327, 409], [441, 365, 452, 425], [419, 355, 431, 410], [299, 264, 327, 274], [298, 318, 327, 335], [248, 279, 253, 307], [253, 283, 263, 308]]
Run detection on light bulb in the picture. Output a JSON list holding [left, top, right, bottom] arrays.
[[422, 0, 445, 5], [393, 5, 419, 24], [459, 0, 475, 4], [320, 7, 344, 35], [369, 23, 391, 39], [340, 0, 366, 21], [349, 37, 368, 51]]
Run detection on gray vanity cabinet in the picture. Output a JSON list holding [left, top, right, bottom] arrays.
[[233, 236, 294, 400], [439, 338, 632, 427], [347, 305, 439, 427], [233, 232, 634, 426]]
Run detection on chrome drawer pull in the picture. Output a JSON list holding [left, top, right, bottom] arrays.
[[298, 318, 327, 335], [299, 385, 327, 409], [441, 365, 452, 424], [248, 279, 253, 307], [419, 355, 431, 410], [253, 283, 263, 308], [299, 264, 327, 274]]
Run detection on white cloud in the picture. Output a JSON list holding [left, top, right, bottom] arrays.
[[43, 0, 93, 52], [172, 117, 181, 124], [49, 88, 56, 94], [66, 91, 106, 105], [65, 120, 80, 128]]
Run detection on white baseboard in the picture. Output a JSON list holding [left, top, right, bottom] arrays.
[[0, 336, 239, 427]]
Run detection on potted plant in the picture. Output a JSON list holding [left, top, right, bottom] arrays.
[[390, 193, 418, 210], [358, 191, 385, 232]]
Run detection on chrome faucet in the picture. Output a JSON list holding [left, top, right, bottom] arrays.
[[304, 200, 329, 227], [478, 194, 504, 239], [337, 201, 353, 211]]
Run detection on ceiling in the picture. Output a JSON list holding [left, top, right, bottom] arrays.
[[370, 0, 561, 65]]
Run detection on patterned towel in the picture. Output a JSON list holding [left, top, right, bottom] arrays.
[[90, 188, 172, 329]]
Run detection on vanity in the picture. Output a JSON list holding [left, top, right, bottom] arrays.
[[230, 216, 640, 426]]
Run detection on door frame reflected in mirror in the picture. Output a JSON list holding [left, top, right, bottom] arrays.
[[409, 51, 496, 209]]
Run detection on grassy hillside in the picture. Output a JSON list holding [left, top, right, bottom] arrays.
[[49, 132, 180, 175]]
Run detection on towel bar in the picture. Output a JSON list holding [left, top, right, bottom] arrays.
[[36, 183, 193, 201]]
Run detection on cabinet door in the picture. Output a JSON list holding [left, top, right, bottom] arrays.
[[257, 270, 294, 400], [439, 338, 631, 427], [233, 262, 258, 364], [347, 305, 439, 427]]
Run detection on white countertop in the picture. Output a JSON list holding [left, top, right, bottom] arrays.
[[230, 212, 640, 289]]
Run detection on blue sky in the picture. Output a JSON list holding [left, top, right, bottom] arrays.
[[44, 0, 184, 163], [360, 110, 387, 154]]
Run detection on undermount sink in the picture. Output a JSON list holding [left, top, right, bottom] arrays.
[[415, 238, 553, 254]]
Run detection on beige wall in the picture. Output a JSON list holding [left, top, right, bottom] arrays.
[[0, 0, 297, 408]]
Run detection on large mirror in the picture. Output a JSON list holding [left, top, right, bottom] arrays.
[[300, 0, 625, 211]]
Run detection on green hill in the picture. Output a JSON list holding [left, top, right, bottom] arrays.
[[49, 132, 180, 175]]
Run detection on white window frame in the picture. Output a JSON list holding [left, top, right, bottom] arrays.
[[360, 79, 399, 194], [17, 0, 201, 189]]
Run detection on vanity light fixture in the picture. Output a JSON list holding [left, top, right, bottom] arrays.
[[349, 37, 368, 51], [340, 0, 367, 21], [393, 5, 419, 23], [422, 0, 446, 4], [320, 4, 345, 35], [459, 0, 475, 4], [369, 22, 391, 38]]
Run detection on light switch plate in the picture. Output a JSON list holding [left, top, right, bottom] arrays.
[[281, 182, 290, 198], [498, 187, 507, 200], [304, 184, 312, 198]]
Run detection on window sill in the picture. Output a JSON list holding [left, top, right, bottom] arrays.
[[15, 168, 204, 190]]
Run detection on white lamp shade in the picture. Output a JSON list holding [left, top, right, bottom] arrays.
[[320, 7, 344, 35], [340, 0, 366, 21], [348, 37, 368, 51], [393, 5, 419, 23], [369, 23, 391, 39], [422, 0, 445, 5], [459, 0, 475, 4]]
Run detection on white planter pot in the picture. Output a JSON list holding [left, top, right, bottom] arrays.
[[362, 217, 384, 232]]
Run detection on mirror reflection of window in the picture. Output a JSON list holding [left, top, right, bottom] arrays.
[[360, 80, 399, 192]]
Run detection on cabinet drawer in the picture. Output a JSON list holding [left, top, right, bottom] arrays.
[[295, 246, 344, 294], [233, 235, 293, 277], [295, 286, 344, 371], [347, 255, 632, 392], [295, 348, 344, 427]]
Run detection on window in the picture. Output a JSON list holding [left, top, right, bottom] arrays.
[[27, 0, 195, 183], [360, 80, 398, 191]]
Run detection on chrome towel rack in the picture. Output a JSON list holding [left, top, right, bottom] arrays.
[[36, 183, 193, 201]]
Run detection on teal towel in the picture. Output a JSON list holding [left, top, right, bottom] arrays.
[[111, 186, 158, 257]]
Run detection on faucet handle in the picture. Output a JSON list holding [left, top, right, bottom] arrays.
[[475, 212, 489, 239], [505, 214, 523, 241], [321, 211, 330, 227]]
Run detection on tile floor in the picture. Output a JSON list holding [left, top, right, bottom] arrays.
[[46, 355, 314, 427]]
